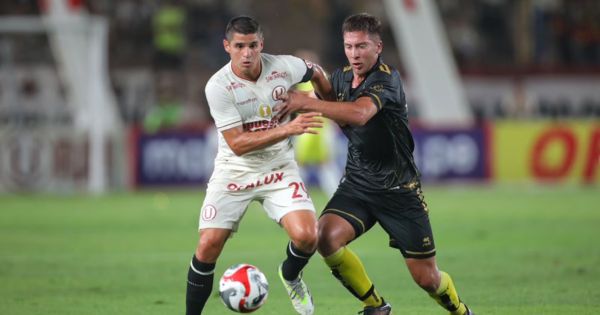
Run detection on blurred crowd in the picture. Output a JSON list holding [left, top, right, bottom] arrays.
[[1, 0, 599, 130], [440, 0, 600, 71]]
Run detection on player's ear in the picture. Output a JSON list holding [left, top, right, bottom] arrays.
[[376, 40, 383, 54], [223, 39, 231, 53], [258, 39, 264, 52]]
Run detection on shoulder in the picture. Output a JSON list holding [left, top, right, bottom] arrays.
[[206, 63, 230, 87], [332, 66, 351, 77], [331, 66, 352, 83], [365, 63, 403, 93], [368, 62, 401, 83], [267, 53, 309, 81], [205, 67, 233, 98], [264, 53, 302, 66]]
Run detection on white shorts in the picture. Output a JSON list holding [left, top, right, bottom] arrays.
[[199, 160, 316, 232]]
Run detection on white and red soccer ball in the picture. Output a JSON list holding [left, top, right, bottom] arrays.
[[219, 264, 269, 313]]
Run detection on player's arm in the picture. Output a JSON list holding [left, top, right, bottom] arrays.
[[292, 55, 335, 101], [275, 88, 377, 126], [309, 64, 335, 101], [206, 80, 322, 156], [221, 112, 323, 156], [287, 94, 377, 126], [278, 70, 396, 126]]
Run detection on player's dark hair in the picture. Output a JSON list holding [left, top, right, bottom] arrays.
[[225, 16, 263, 40], [342, 13, 382, 40]]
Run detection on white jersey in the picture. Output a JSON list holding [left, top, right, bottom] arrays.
[[205, 53, 310, 171]]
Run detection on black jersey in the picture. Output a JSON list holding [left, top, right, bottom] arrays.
[[331, 57, 419, 193]]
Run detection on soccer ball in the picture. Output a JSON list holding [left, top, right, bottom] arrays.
[[219, 264, 269, 313]]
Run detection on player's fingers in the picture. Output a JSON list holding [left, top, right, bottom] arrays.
[[276, 93, 289, 102], [299, 111, 322, 118], [304, 128, 320, 134], [303, 122, 323, 129], [273, 103, 286, 112]]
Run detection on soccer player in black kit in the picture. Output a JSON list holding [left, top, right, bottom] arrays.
[[276, 13, 474, 315]]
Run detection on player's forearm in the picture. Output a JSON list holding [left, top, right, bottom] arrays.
[[303, 98, 372, 126], [227, 126, 290, 156]]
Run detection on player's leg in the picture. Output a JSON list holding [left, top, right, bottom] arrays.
[[317, 195, 387, 312], [277, 210, 318, 315], [279, 210, 318, 281], [405, 257, 472, 315], [378, 184, 473, 315], [262, 164, 318, 315], [186, 228, 231, 315], [187, 183, 252, 315]]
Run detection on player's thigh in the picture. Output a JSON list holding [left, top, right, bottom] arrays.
[[374, 190, 436, 259], [321, 192, 377, 242], [260, 164, 316, 223]]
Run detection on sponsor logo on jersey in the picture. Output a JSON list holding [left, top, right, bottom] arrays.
[[242, 119, 279, 132], [236, 97, 258, 106], [266, 71, 288, 82], [226, 172, 284, 191], [371, 84, 384, 93], [226, 82, 246, 91]]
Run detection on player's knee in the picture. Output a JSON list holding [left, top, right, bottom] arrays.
[[317, 227, 343, 256], [196, 236, 224, 262], [289, 227, 318, 252]]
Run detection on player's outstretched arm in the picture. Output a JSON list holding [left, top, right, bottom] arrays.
[[222, 112, 323, 156], [276, 92, 377, 126]]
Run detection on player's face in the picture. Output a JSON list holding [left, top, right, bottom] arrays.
[[224, 32, 264, 80], [343, 31, 382, 78]]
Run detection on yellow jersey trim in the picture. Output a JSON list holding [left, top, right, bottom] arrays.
[[368, 92, 383, 110], [379, 64, 391, 74]]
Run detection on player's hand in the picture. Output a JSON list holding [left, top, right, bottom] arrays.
[[273, 91, 309, 121], [284, 112, 323, 135]]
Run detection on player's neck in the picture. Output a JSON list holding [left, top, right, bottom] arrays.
[[352, 74, 366, 88]]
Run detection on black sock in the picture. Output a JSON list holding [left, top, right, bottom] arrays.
[[281, 241, 314, 281], [186, 255, 215, 315]]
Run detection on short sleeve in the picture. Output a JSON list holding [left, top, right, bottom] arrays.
[[205, 80, 242, 131], [282, 55, 313, 85], [358, 69, 404, 111]]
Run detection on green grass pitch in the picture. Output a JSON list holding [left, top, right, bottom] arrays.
[[1, 185, 599, 314]]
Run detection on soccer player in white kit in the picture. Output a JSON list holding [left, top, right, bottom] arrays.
[[185, 16, 333, 315]]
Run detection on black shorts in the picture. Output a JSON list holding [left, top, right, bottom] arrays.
[[322, 185, 436, 259]]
